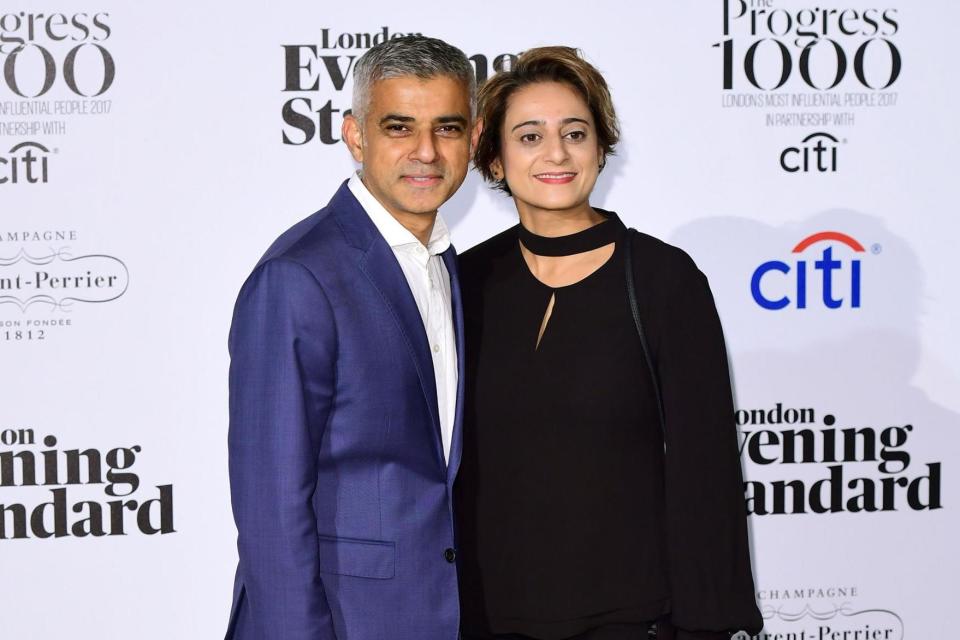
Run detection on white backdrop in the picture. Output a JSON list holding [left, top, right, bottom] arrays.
[[2, 1, 958, 638]]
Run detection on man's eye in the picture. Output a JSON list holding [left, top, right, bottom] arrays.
[[385, 124, 410, 133], [437, 125, 464, 136]]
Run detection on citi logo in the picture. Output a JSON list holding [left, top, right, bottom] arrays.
[[751, 231, 870, 310], [0, 141, 50, 184], [780, 132, 842, 173]]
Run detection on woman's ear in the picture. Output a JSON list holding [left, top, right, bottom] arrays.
[[490, 158, 503, 180]]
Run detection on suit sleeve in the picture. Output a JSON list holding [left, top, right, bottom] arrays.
[[228, 258, 339, 640], [649, 250, 763, 638]]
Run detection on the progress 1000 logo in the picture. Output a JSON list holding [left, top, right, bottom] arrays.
[[0, 12, 114, 98], [751, 231, 875, 311], [715, 1, 901, 91]]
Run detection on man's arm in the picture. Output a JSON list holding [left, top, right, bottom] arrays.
[[228, 258, 339, 640]]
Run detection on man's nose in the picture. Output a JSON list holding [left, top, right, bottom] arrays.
[[410, 132, 439, 164]]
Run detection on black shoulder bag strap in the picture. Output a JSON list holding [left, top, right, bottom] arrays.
[[623, 228, 667, 439], [624, 229, 671, 640]]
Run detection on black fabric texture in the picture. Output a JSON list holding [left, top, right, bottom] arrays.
[[454, 212, 762, 640]]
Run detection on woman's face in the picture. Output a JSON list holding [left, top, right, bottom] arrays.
[[494, 81, 602, 218]]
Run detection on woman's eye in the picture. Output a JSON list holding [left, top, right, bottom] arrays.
[[566, 130, 587, 141], [520, 133, 540, 143]]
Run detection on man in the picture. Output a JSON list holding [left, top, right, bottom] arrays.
[[225, 35, 478, 640]]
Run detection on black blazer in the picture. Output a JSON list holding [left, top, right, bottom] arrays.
[[455, 224, 762, 640]]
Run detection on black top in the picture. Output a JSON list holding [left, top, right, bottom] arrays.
[[454, 212, 763, 640]]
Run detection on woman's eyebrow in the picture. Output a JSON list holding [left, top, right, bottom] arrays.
[[510, 117, 590, 132]]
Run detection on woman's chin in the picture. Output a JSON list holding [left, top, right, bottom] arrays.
[[518, 197, 587, 214]]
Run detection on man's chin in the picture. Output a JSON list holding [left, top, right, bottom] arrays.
[[399, 203, 445, 216], [395, 190, 451, 214]]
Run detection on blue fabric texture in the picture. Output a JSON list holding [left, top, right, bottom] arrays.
[[225, 181, 465, 640]]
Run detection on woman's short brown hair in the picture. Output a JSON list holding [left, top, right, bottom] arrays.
[[473, 46, 620, 194]]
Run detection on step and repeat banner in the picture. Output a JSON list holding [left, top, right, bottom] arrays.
[[2, 1, 958, 638]]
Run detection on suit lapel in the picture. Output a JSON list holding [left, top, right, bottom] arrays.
[[359, 241, 444, 467], [329, 185, 448, 472], [442, 246, 465, 486]]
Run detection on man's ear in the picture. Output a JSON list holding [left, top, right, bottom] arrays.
[[469, 118, 483, 156], [342, 114, 364, 163]]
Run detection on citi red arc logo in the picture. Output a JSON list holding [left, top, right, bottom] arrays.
[[751, 231, 865, 310]]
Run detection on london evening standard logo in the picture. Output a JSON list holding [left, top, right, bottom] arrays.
[[0, 427, 174, 540], [0, 11, 115, 168], [281, 26, 519, 145], [0, 231, 128, 341], [751, 231, 875, 310], [737, 403, 941, 515]]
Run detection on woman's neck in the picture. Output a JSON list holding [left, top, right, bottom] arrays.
[[515, 201, 606, 237]]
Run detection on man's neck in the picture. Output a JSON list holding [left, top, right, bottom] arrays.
[[391, 211, 436, 247], [360, 175, 436, 246]]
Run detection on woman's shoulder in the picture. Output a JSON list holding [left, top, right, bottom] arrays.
[[627, 229, 706, 288], [458, 224, 519, 280], [624, 228, 726, 325]]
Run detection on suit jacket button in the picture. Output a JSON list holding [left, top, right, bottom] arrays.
[[444, 548, 456, 563]]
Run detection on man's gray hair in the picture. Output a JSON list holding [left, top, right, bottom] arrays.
[[351, 35, 476, 123]]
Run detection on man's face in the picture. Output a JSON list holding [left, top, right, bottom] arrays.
[[343, 75, 476, 223]]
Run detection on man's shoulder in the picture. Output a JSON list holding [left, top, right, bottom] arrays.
[[234, 183, 367, 302], [253, 182, 363, 273], [257, 207, 339, 267]]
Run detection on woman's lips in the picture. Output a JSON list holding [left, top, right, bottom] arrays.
[[534, 172, 577, 184]]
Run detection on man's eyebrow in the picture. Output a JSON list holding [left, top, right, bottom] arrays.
[[379, 114, 415, 124], [436, 115, 468, 126]]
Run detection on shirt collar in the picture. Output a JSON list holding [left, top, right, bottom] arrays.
[[348, 172, 451, 256]]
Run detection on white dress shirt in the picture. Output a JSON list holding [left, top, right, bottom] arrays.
[[348, 173, 458, 465]]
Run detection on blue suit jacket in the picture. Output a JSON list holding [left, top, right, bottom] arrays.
[[226, 181, 465, 640]]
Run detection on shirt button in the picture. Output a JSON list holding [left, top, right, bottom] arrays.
[[432, 344, 440, 353], [444, 548, 456, 563]]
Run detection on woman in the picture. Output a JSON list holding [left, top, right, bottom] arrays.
[[454, 47, 764, 640]]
